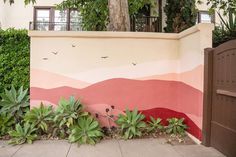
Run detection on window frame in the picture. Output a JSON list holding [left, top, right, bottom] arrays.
[[33, 6, 79, 31], [197, 10, 215, 24]]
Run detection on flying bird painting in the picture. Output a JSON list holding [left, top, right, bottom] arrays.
[[51, 52, 58, 55], [42, 58, 48, 60], [101, 56, 109, 59]]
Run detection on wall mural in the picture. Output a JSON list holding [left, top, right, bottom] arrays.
[[30, 38, 204, 140]]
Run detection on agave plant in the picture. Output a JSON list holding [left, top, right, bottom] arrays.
[[213, 10, 236, 46], [116, 109, 146, 139], [147, 116, 164, 133], [69, 116, 104, 145], [0, 113, 14, 137], [218, 10, 236, 36], [0, 86, 29, 122], [8, 123, 37, 145], [165, 118, 187, 136], [24, 103, 53, 134], [53, 96, 88, 137]]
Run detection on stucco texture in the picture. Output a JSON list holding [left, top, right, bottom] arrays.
[[29, 24, 214, 140]]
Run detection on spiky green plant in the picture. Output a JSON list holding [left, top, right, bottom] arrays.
[[53, 96, 88, 138], [116, 109, 146, 139], [0, 86, 29, 122], [213, 10, 236, 46], [147, 116, 164, 133], [24, 103, 53, 134], [0, 113, 14, 137], [8, 123, 37, 145], [218, 10, 236, 36], [165, 118, 187, 136], [69, 116, 104, 145]]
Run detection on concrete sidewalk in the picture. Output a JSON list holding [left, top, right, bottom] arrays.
[[0, 138, 225, 157]]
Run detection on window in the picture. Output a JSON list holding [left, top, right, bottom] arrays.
[[35, 9, 50, 30], [54, 10, 67, 31], [33, 7, 82, 31], [70, 10, 82, 31], [197, 11, 215, 23]]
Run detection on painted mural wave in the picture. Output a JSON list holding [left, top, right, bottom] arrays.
[[31, 78, 203, 136], [137, 65, 203, 91], [31, 65, 203, 91], [31, 78, 202, 115]]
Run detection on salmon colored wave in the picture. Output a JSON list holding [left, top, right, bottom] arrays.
[[31, 65, 202, 91], [30, 78, 203, 117], [137, 65, 203, 91], [31, 69, 91, 89]]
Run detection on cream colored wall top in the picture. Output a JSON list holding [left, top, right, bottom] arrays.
[[28, 23, 214, 40]]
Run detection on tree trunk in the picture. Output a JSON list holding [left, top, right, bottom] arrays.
[[108, 0, 130, 31]]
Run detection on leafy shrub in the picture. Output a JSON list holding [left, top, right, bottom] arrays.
[[116, 109, 146, 139], [53, 96, 88, 137], [147, 116, 163, 133], [207, 0, 236, 47], [24, 103, 53, 134], [8, 123, 37, 145], [0, 29, 30, 94], [0, 86, 29, 122], [164, 0, 198, 33], [0, 113, 14, 137], [165, 118, 187, 136], [69, 116, 104, 145]]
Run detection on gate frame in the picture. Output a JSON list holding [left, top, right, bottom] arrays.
[[202, 48, 214, 146]]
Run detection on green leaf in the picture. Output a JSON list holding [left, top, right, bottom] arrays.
[[68, 116, 103, 145], [8, 123, 37, 145], [116, 109, 146, 139]]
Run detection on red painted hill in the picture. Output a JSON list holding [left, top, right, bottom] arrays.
[[31, 78, 203, 117], [141, 108, 202, 140]]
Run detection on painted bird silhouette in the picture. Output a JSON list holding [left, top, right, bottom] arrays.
[[42, 57, 48, 60], [101, 56, 109, 59], [51, 51, 58, 55]]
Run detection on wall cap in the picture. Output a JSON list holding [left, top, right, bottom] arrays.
[[28, 23, 214, 40]]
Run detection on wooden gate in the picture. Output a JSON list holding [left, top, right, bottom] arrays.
[[203, 40, 236, 157]]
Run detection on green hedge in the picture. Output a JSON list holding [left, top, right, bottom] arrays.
[[0, 29, 30, 94]]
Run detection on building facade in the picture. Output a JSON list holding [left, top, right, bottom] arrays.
[[0, 0, 218, 31]]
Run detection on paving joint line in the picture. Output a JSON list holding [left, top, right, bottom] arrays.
[[116, 140, 124, 157], [65, 143, 72, 157], [11, 145, 23, 157], [171, 145, 188, 157]]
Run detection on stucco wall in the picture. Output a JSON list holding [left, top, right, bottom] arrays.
[[0, 3, 4, 28], [29, 23, 214, 140], [0, 0, 63, 29]]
